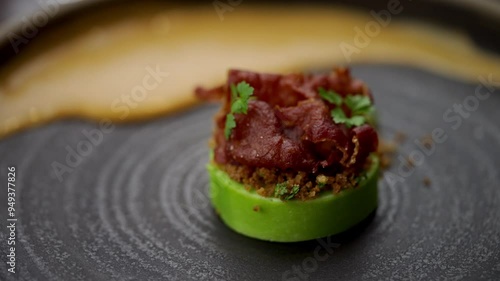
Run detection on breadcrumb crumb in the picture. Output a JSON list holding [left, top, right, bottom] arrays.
[[423, 177, 431, 187]]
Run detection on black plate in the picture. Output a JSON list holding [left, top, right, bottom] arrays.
[[1, 64, 499, 280]]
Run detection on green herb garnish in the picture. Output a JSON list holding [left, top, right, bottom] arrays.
[[224, 114, 236, 139], [318, 87, 342, 106], [330, 107, 366, 128], [285, 185, 300, 200], [344, 95, 371, 115], [319, 88, 373, 128], [354, 173, 368, 184], [274, 182, 288, 198], [274, 183, 300, 200], [225, 81, 254, 139]]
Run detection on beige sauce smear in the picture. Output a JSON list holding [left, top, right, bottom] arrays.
[[1, 3, 499, 138]]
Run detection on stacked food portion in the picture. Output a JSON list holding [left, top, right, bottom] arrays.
[[196, 68, 379, 242]]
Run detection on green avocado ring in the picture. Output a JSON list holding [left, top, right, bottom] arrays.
[[208, 154, 379, 242]]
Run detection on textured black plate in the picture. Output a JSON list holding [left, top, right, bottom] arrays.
[[1, 64, 500, 280]]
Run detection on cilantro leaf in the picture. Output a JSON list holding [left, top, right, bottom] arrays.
[[274, 183, 300, 200], [285, 185, 300, 200], [236, 82, 254, 101], [224, 113, 236, 139], [231, 99, 246, 114], [344, 95, 371, 115], [331, 107, 348, 124], [230, 84, 238, 101], [274, 182, 288, 198], [318, 87, 342, 106], [355, 173, 368, 184], [325, 91, 373, 128], [346, 115, 366, 127], [225, 81, 254, 139], [331, 107, 366, 128]]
